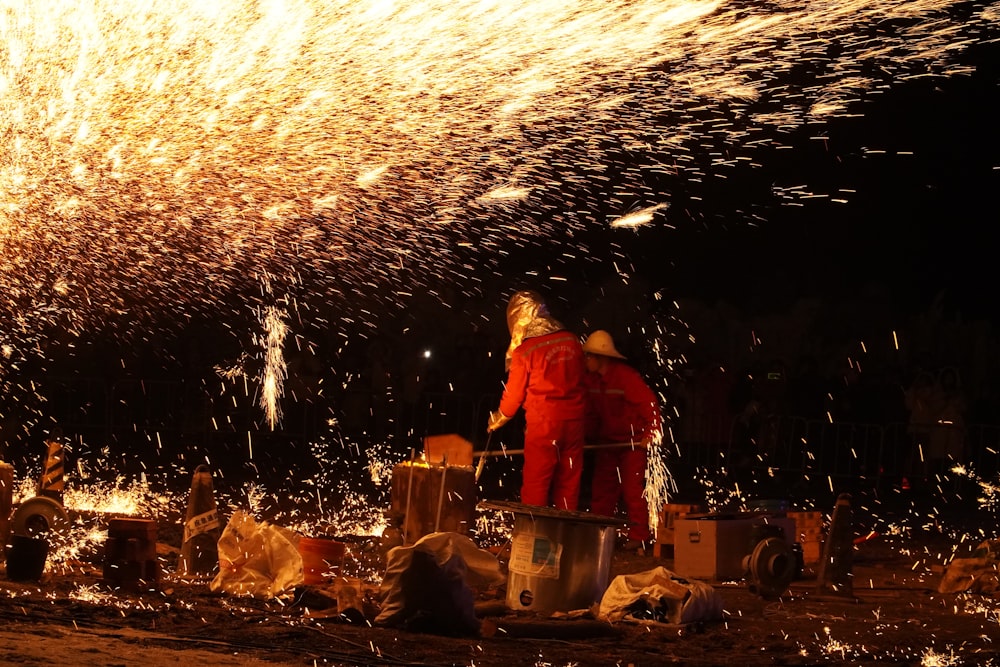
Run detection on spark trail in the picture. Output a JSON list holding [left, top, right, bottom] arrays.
[[1, 0, 995, 350]]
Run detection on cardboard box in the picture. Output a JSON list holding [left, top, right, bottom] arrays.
[[673, 514, 796, 581], [787, 511, 826, 566], [423, 434, 474, 466], [653, 503, 703, 558]]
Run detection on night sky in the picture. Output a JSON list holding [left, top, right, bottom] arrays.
[[644, 40, 999, 323]]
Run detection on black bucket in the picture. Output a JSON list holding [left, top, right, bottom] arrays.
[[5, 535, 49, 581]]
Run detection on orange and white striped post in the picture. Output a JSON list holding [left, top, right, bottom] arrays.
[[37, 434, 65, 503]]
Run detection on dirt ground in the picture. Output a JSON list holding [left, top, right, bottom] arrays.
[[2, 509, 1000, 667]]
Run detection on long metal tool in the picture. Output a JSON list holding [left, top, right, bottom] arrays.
[[434, 455, 448, 533], [472, 441, 643, 458], [474, 430, 493, 482], [402, 448, 415, 546]]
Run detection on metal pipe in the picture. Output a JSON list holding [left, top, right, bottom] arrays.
[[403, 448, 415, 546], [471, 441, 644, 458], [474, 430, 493, 482], [434, 456, 448, 533]]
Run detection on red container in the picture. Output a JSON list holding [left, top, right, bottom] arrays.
[[298, 537, 345, 585]]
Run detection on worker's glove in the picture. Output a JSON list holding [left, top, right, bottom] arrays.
[[487, 410, 512, 432]]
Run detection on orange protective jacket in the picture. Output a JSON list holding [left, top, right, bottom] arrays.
[[499, 330, 586, 423], [584, 360, 661, 443]]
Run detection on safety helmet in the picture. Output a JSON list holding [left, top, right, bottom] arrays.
[[582, 330, 626, 359], [503, 290, 564, 370], [506, 290, 546, 336]]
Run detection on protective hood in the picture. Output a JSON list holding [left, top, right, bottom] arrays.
[[504, 290, 565, 369]]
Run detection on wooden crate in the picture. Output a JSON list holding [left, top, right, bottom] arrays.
[[788, 510, 826, 566], [389, 462, 477, 545], [652, 503, 704, 558]]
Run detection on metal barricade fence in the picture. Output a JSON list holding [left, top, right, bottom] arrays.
[[13, 377, 1000, 490], [671, 413, 1000, 494]]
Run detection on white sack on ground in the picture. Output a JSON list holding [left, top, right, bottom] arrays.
[[599, 566, 723, 624], [938, 539, 1000, 594], [210, 510, 304, 599]]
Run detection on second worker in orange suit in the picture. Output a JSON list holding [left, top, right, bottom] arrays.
[[583, 330, 662, 549]]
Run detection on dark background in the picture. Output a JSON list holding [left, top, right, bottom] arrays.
[[638, 51, 999, 322]]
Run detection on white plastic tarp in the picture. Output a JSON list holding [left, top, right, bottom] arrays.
[[599, 566, 723, 625], [210, 510, 304, 599]]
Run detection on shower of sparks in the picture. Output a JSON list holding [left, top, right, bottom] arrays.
[[814, 626, 872, 660], [69, 583, 198, 610], [641, 297, 688, 522], [69, 584, 131, 607], [367, 457, 394, 485], [258, 306, 289, 430], [14, 474, 170, 520], [921, 647, 962, 667], [951, 463, 1000, 509], [695, 466, 746, 511], [645, 429, 678, 536], [1, 0, 995, 353], [9, 461, 180, 569], [62, 478, 173, 516], [476, 509, 515, 547], [958, 594, 1000, 624]]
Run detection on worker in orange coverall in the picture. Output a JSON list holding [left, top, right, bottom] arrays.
[[583, 330, 662, 550], [487, 290, 587, 510]]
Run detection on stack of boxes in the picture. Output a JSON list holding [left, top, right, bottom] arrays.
[[655, 504, 828, 582], [652, 503, 704, 558], [671, 513, 797, 581]]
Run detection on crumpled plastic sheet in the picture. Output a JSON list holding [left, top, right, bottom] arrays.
[[599, 566, 724, 625], [210, 510, 304, 599]]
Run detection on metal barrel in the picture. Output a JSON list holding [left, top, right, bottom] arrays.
[[481, 501, 621, 615]]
